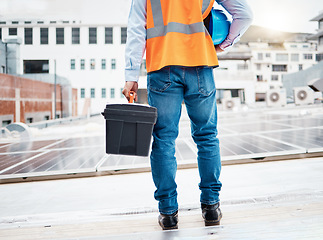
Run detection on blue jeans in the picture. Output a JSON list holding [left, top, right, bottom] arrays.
[[147, 66, 222, 215]]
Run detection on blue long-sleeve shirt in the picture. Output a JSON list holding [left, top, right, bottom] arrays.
[[125, 0, 253, 82]]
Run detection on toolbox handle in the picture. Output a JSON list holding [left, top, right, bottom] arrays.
[[129, 91, 135, 103]]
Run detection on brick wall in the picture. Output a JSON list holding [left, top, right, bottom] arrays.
[[0, 73, 65, 125]]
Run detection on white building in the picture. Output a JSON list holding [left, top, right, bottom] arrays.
[[0, 17, 320, 114], [215, 26, 319, 102], [0, 18, 129, 115], [309, 10, 323, 55]]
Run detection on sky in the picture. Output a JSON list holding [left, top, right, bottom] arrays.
[[0, 0, 322, 33]]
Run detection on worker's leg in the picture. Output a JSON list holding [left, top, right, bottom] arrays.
[[184, 66, 222, 205], [147, 66, 184, 215]]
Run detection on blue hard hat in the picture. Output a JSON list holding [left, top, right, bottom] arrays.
[[208, 9, 231, 45]]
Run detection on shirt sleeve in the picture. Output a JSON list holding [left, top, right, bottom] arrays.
[[124, 0, 147, 82], [216, 0, 253, 50]]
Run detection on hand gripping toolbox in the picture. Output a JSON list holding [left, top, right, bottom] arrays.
[[102, 103, 157, 156]]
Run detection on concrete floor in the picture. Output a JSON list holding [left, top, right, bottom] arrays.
[[0, 157, 323, 239]]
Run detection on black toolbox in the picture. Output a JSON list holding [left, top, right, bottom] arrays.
[[102, 103, 157, 156]]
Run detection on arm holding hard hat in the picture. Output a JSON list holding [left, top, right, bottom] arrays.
[[216, 0, 253, 51], [123, 0, 253, 100]]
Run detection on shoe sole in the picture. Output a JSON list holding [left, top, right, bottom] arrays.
[[204, 212, 222, 226], [204, 220, 220, 226], [158, 221, 178, 230]]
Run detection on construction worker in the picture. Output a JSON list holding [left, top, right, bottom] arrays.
[[123, 0, 253, 230]]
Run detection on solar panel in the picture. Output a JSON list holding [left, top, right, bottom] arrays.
[[0, 152, 40, 172], [1, 147, 104, 175], [219, 134, 305, 160], [260, 128, 323, 153], [0, 139, 58, 153], [220, 121, 296, 134], [0, 109, 322, 182], [47, 136, 104, 149]]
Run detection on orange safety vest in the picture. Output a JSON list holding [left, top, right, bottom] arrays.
[[146, 0, 219, 73]]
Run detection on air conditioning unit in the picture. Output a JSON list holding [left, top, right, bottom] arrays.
[[222, 97, 241, 110], [266, 88, 286, 107], [293, 87, 314, 105]]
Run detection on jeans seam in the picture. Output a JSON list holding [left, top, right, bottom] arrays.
[[201, 200, 220, 205], [160, 209, 178, 215], [196, 67, 201, 93]]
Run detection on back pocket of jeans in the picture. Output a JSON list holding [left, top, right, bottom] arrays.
[[148, 67, 171, 92], [197, 67, 215, 96]]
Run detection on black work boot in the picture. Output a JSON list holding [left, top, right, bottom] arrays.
[[158, 211, 178, 230], [201, 202, 222, 226]]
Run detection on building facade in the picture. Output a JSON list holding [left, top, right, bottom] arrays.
[[0, 19, 128, 115], [0, 17, 320, 112], [310, 11, 323, 56]]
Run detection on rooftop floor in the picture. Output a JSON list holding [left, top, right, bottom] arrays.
[[0, 104, 323, 239], [0, 157, 322, 239]]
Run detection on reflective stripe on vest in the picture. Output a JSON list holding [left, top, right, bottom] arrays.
[[147, 0, 212, 39]]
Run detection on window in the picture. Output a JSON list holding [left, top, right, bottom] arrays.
[[290, 45, 297, 48], [101, 59, 106, 69], [237, 63, 248, 70], [319, 20, 323, 30], [40, 28, 48, 44], [272, 64, 287, 72], [90, 59, 95, 69], [265, 53, 271, 58], [72, 28, 80, 44], [91, 88, 95, 98], [121, 27, 127, 44], [291, 54, 299, 62], [81, 88, 85, 98], [303, 54, 313, 60], [256, 75, 263, 81], [299, 64, 303, 71], [70, 59, 75, 70], [303, 45, 309, 48], [2, 120, 12, 127], [9, 28, 17, 36], [316, 54, 323, 62], [80, 59, 85, 70], [111, 59, 116, 69], [256, 64, 261, 71], [120, 88, 123, 98], [257, 53, 263, 60], [102, 88, 106, 98], [271, 75, 279, 81], [105, 27, 113, 44], [26, 118, 33, 123], [24, 28, 33, 45], [23, 60, 49, 73], [276, 53, 288, 61], [89, 27, 97, 44], [319, 36, 323, 45], [56, 28, 64, 44], [0, 28, 2, 40], [111, 88, 115, 98]]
